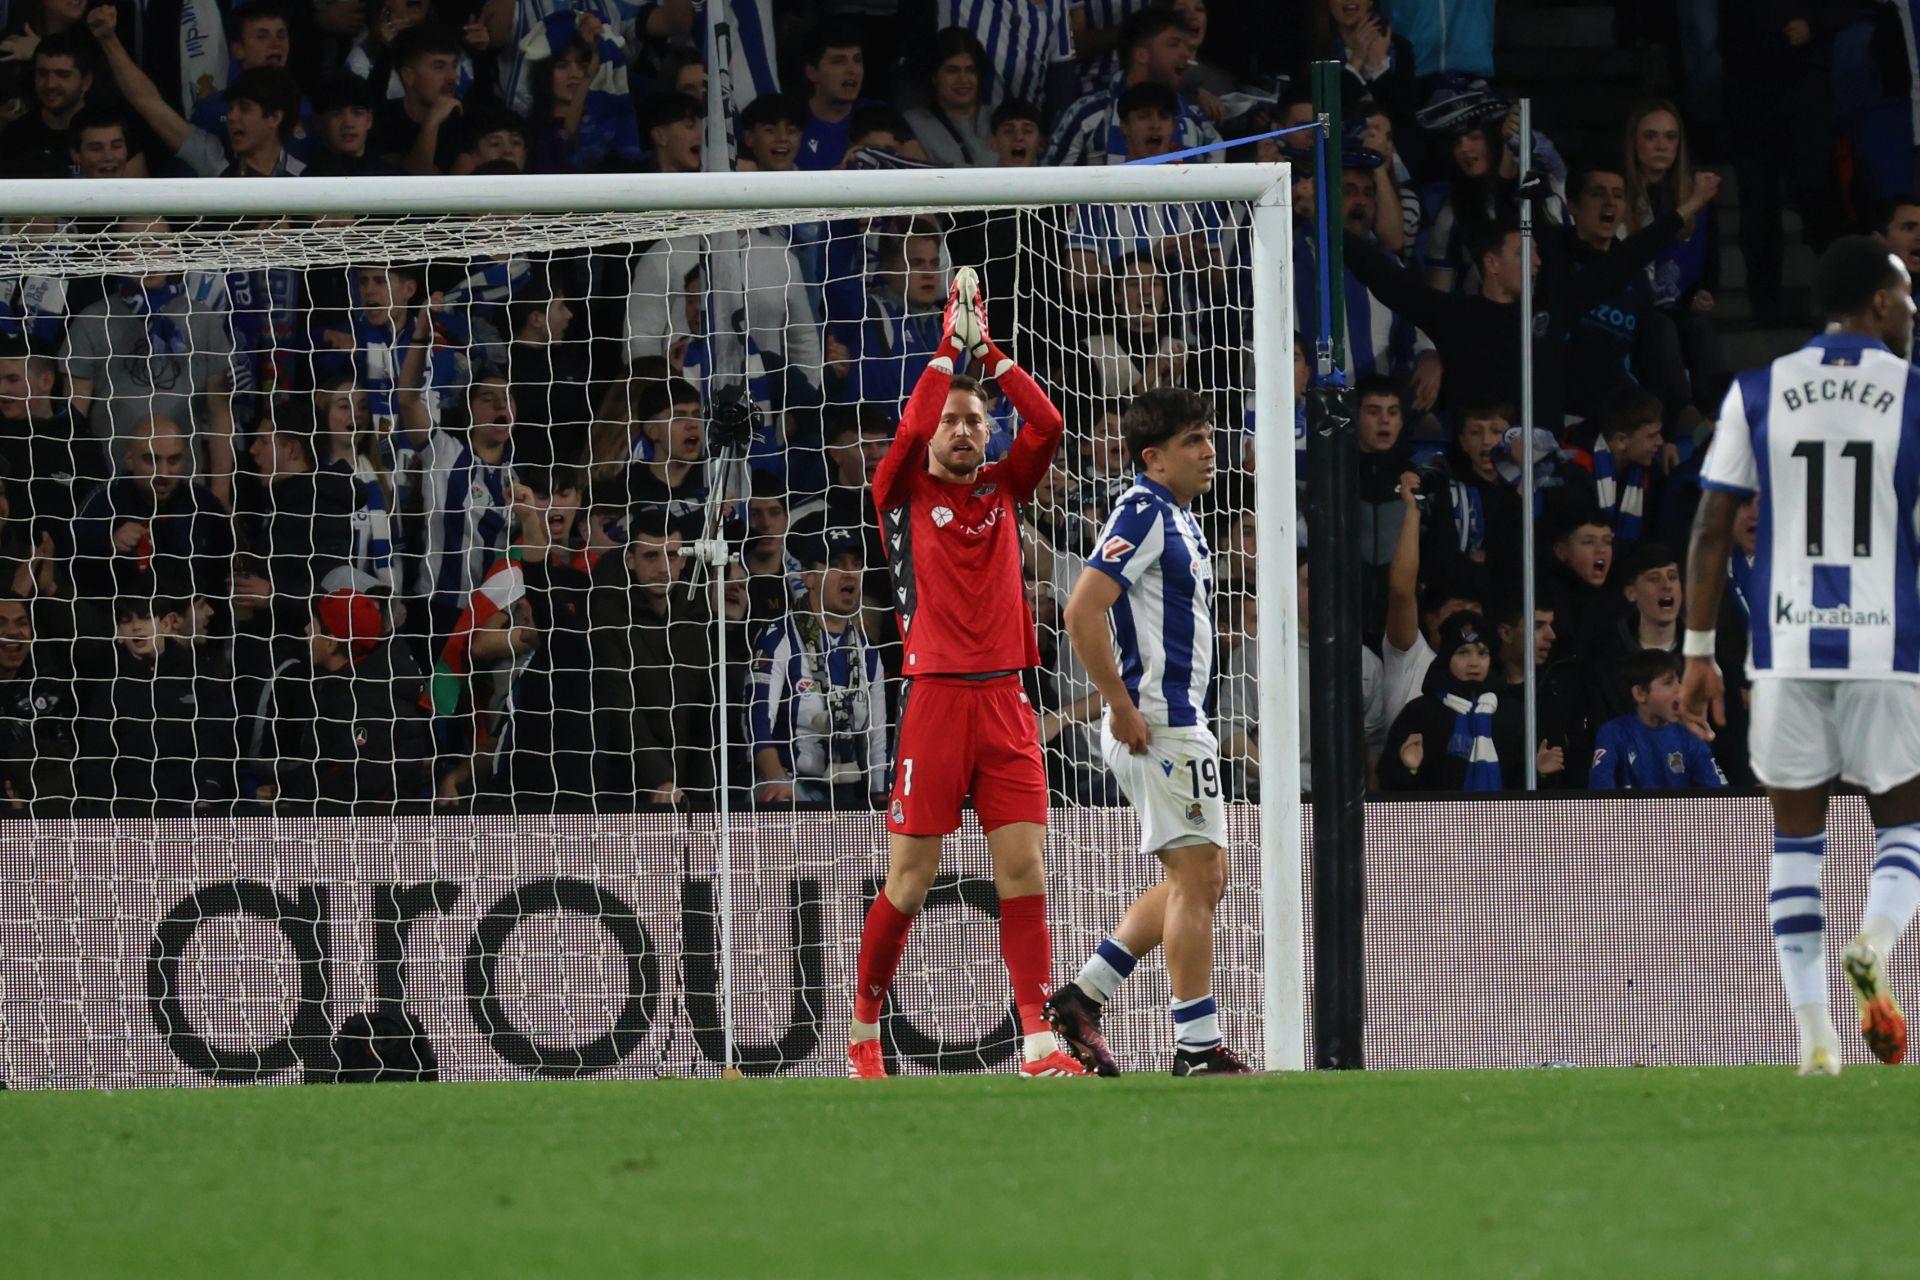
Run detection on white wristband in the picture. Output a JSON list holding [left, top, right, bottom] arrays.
[[1682, 628, 1717, 659]]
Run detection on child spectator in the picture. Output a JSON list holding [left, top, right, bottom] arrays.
[[1578, 383, 1666, 548], [306, 73, 385, 175], [1353, 375, 1414, 641], [1429, 401, 1524, 584], [625, 376, 708, 523], [988, 98, 1044, 167], [843, 227, 949, 411], [904, 27, 996, 168], [798, 21, 881, 171], [1584, 539, 1682, 728], [1538, 503, 1614, 669], [1379, 609, 1504, 792], [739, 91, 804, 172], [66, 106, 141, 179], [1587, 649, 1725, 790]]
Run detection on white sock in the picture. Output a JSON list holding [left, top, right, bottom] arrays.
[[850, 1018, 879, 1044], [1171, 994, 1221, 1052], [1863, 822, 1920, 954], [1793, 1002, 1836, 1048], [1770, 831, 1828, 1010], [1022, 1030, 1060, 1061], [1074, 938, 1137, 1006]]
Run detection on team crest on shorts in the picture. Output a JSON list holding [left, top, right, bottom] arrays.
[[891, 799, 905, 824], [1186, 801, 1205, 827]]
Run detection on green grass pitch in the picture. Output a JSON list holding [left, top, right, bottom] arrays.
[[3, 1066, 1913, 1278]]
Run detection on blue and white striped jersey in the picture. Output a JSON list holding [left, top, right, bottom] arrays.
[[748, 614, 888, 788], [415, 429, 515, 609], [1086, 475, 1216, 727], [1043, 80, 1222, 167], [937, 0, 1072, 111], [1701, 333, 1920, 680]]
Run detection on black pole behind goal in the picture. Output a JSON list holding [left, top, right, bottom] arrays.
[[1306, 61, 1367, 1069]]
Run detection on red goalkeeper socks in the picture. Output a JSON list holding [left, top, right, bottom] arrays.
[[998, 893, 1053, 1036], [854, 891, 915, 1026]]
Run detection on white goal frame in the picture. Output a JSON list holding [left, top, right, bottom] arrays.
[[0, 165, 1304, 1073]]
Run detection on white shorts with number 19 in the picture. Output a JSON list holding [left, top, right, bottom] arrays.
[[1101, 719, 1230, 857]]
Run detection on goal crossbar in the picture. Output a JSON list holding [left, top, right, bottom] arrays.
[[0, 165, 1291, 220]]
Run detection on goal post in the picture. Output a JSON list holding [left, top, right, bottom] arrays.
[[0, 165, 1303, 1084]]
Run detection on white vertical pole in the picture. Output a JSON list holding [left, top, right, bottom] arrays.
[[705, 0, 738, 1075], [1519, 98, 1539, 791], [1252, 180, 1306, 1072]]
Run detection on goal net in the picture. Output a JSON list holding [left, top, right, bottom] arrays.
[[0, 169, 1300, 1088]]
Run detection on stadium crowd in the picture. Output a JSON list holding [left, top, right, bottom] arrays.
[[0, 0, 1896, 813]]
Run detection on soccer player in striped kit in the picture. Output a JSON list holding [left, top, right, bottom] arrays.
[[1684, 237, 1920, 1075], [1045, 387, 1250, 1076], [847, 268, 1088, 1079]]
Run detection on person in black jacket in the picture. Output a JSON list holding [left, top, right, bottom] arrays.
[[587, 513, 718, 810], [1379, 610, 1507, 793], [240, 409, 358, 602], [78, 598, 235, 814], [68, 415, 234, 626], [0, 592, 78, 815], [1344, 169, 1719, 433], [277, 589, 431, 813]]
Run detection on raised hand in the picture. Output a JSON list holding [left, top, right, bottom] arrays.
[[963, 271, 1012, 376], [936, 268, 977, 368]]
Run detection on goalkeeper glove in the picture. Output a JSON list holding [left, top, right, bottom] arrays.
[[965, 286, 1012, 378], [934, 271, 975, 372]]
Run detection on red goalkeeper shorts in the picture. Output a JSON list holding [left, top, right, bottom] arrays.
[[887, 674, 1048, 837]]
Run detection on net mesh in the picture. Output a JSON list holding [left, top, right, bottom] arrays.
[[0, 192, 1277, 1084]]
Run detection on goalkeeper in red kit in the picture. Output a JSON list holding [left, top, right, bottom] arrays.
[[847, 268, 1088, 1079]]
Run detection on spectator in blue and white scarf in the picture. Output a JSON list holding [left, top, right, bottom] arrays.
[[522, 8, 643, 173], [1379, 610, 1504, 792], [1581, 382, 1664, 550]]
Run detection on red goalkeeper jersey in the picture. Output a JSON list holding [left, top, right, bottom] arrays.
[[872, 362, 1065, 676]]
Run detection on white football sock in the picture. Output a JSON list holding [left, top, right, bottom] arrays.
[[1074, 938, 1136, 1006], [1769, 831, 1828, 1010], [1863, 822, 1920, 955]]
